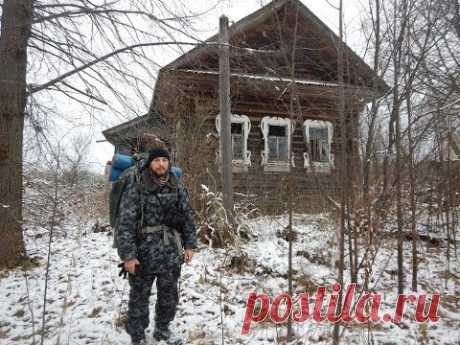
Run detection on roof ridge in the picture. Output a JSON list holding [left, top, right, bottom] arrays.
[[162, 0, 290, 71]]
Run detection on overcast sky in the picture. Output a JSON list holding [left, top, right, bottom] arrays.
[[89, 0, 367, 173]]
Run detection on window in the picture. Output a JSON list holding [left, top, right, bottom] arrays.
[[267, 125, 288, 162], [260, 117, 293, 172], [303, 120, 334, 171], [309, 127, 329, 162], [215, 114, 251, 170], [231, 123, 244, 160]]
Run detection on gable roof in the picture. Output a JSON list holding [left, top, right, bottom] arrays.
[[105, 0, 390, 148], [162, 0, 389, 93], [102, 111, 168, 146]]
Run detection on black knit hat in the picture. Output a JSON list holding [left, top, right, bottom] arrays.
[[147, 147, 170, 165]]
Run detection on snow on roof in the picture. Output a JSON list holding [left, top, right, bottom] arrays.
[[177, 69, 373, 91]]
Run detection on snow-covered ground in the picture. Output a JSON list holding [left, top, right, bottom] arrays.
[[0, 213, 459, 345]]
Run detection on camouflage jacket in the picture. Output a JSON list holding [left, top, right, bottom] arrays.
[[116, 167, 197, 268]]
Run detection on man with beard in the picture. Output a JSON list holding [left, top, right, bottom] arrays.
[[116, 147, 196, 345]]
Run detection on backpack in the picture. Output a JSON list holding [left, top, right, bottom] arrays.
[[109, 156, 184, 248], [109, 164, 143, 248]]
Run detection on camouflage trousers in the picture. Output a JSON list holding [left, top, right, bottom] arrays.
[[126, 265, 181, 341]]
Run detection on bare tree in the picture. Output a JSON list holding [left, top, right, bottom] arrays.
[[0, 0, 219, 267]]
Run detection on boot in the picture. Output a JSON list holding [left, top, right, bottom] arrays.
[[131, 338, 146, 345], [153, 323, 183, 345]]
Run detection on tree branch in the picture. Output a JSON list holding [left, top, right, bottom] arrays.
[[29, 41, 215, 94]]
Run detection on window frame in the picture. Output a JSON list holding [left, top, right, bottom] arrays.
[[215, 113, 252, 169], [260, 116, 294, 172], [302, 119, 334, 172]]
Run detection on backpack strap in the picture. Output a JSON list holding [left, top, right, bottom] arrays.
[[132, 159, 145, 231]]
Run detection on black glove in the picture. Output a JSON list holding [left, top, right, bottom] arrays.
[[118, 261, 142, 278], [118, 262, 128, 279]]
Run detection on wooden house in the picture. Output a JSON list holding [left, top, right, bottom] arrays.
[[103, 0, 389, 213]]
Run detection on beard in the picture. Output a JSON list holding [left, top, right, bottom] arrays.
[[152, 167, 168, 178]]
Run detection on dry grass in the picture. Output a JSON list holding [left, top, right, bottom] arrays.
[[88, 306, 103, 318], [0, 328, 9, 339]]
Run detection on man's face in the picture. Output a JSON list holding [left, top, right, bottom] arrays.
[[150, 157, 169, 176]]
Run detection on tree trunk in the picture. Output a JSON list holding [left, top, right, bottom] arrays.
[[450, 0, 460, 39], [0, 0, 33, 268], [407, 92, 418, 292], [392, 0, 409, 296]]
